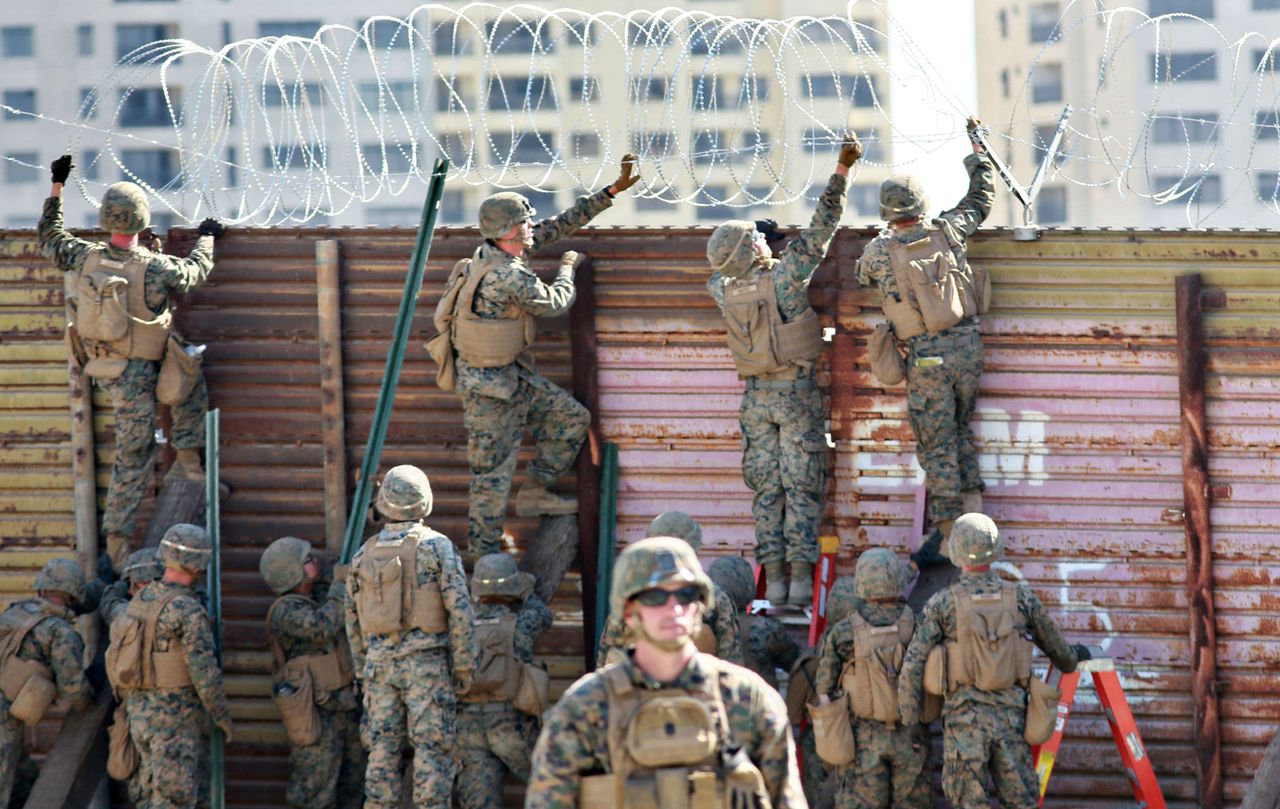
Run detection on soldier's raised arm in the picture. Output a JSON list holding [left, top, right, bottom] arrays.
[[937, 117, 996, 239], [527, 153, 638, 254]]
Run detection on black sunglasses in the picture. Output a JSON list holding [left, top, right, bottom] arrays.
[[633, 586, 702, 607]]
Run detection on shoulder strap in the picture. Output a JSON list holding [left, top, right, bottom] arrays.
[[0, 603, 58, 663], [432, 256, 473, 333], [122, 253, 156, 318], [897, 605, 915, 644], [601, 664, 638, 778], [265, 595, 313, 673], [454, 253, 506, 325]]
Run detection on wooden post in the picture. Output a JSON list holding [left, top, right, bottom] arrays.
[[66, 276, 100, 657], [316, 240, 348, 555], [569, 256, 602, 673]]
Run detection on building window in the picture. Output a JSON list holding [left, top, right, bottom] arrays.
[[362, 143, 415, 175], [850, 184, 879, 216], [1, 26, 35, 58], [630, 77, 668, 102], [1032, 124, 1070, 166], [117, 24, 176, 60], [1152, 51, 1216, 81], [3, 90, 36, 120], [81, 149, 101, 181], [635, 196, 666, 212], [802, 74, 878, 106], [998, 10, 1009, 38], [78, 24, 94, 56], [851, 19, 885, 53], [802, 128, 839, 153], [258, 21, 323, 39], [566, 20, 596, 46], [431, 23, 474, 56], [440, 189, 466, 224], [366, 206, 422, 226], [1001, 69, 1011, 99], [4, 153, 39, 184], [360, 18, 414, 49], [358, 80, 416, 111], [1255, 171, 1279, 202], [79, 88, 100, 119], [1150, 0, 1213, 16], [1036, 186, 1067, 224], [488, 75, 550, 110], [696, 185, 735, 220], [570, 77, 599, 103], [226, 146, 238, 188], [631, 130, 676, 157], [689, 23, 744, 55], [1155, 173, 1222, 204], [262, 82, 323, 107], [690, 76, 726, 108], [1029, 3, 1060, 42], [1151, 113, 1219, 143], [119, 87, 175, 127], [221, 21, 232, 47], [262, 143, 323, 170], [121, 148, 179, 188], [1255, 110, 1280, 141], [490, 131, 554, 164], [433, 77, 470, 113], [741, 130, 771, 158], [1255, 0, 1280, 8], [1031, 63, 1063, 103], [572, 132, 600, 159], [523, 190, 557, 213], [692, 130, 730, 165], [742, 75, 769, 102], [488, 18, 551, 54]]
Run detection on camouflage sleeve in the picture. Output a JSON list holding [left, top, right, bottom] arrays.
[[275, 594, 344, 646], [152, 235, 216, 295], [855, 238, 891, 290], [938, 153, 995, 239], [46, 620, 92, 711], [594, 614, 628, 668], [705, 271, 727, 314], [510, 265, 576, 318], [434, 539, 478, 673], [776, 173, 848, 298], [1020, 585, 1079, 673], [529, 189, 613, 255], [343, 573, 366, 676], [98, 581, 130, 624], [712, 587, 744, 665], [897, 593, 949, 725], [174, 598, 231, 725], [814, 619, 853, 697], [756, 618, 800, 674], [514, 594, 554, 663], [741, 675, 806, 808], [37, 196, 99, 273], [527, 675, 611, 809]]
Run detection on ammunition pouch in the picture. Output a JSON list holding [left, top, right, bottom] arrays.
[[722, 269, 823, 380], [156, 333, 202, 406], [0, 657, 57, 725], [867, 321, 906, 385], [512, 661, 550, 716], [1024, 674, 1062, 745], [274, 658, 321, 746], [107, 703, 139, 780], [808, 693, 855, 767]]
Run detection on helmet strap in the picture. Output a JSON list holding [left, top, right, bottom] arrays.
[[961, 564, 991, 573]]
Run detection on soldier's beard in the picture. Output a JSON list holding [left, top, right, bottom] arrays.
[[629, 609, 702, 654]]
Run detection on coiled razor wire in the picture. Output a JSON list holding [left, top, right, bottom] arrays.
[[1, 0, 1277, 226]]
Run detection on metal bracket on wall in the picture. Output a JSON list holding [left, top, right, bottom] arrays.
[[970, 105, 1073, 240]]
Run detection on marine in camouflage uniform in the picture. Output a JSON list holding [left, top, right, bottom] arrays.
[[815, 551, 930, 809], [854, 126, 995, 556], [456, 554, 553, 809], [102, 524, 233, 809], [344, 465, 477, 809], [706, 136, 861, 606], [451, 156, 640, 557], [595, 512, 743, 667], [37, 155, 226, 568], [0, 559, 92, 808], [528, 538, 806, 809], [706, 555, 799, 690], [898, 515, 1090, 809], [260, 537, 364, 809]]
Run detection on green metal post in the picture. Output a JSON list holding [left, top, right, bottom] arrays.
[[340, 158, 451, 564], [593, 442, 619, 662], [205, 408, 224, 809]]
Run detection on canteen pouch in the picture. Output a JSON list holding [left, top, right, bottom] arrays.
[[107, 703, 139, 780], [274, 660, 321, 747], [156, 334, 201, 405], [868, 321, 906, 385], [808, 694, 856, 767], [512, 662, 550, 716], [1024, 674, 1062, 746], [2, 659, 57, 725]]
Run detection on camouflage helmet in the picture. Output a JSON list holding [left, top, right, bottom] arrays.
[[706, 555, 756, 612], [99, 182, 150, 235], [825, 576, 859, 626], [706, 220, 758, 279], [471, 553, 535, 601], [646, 511, 703, 552], [878, 174, 928, 221], [374, 465, 433, 521], [610, 537, 714, 622], [478, 191, 536, 239], [949, 513, 1002, 566], [159, 523, 212, 572], [259, 536, 313, 595], [35, 558, 86, 606], [120, 548, 164, 586], [854, 548, 905, 601]]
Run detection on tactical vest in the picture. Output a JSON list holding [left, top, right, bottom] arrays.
[[448, 249, 536, 368], [70, 249, 172, 376], [266, 595, 355, 699], [580, 655, 772, 809], [882, 224, 990, 340], [720, 269, 823, 380], [0, 602, 61, 724], [462, 613, 521, 703], [106, 587, 193, 693], [839, 607, 914, 725], [943, 583, 1032, 693], [351, 529, 448, 640]]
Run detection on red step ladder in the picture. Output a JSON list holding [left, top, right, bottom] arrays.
[[750, 534, 839, 645], [1032, 659, 1167, 808]]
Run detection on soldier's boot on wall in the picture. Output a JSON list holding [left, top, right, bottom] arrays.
[[911, 528, 950, 571], [515, 483, 577, 517], [105, 533, 132, 572], [788, 562, 814, 607], [937, 519, 956, 560], [167, 448, 231, 498], [961, 490, 984, 516], [764, 560, 788, 605]]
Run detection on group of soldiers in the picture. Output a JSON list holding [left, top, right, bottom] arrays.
[[0, 113, 1091, 809]]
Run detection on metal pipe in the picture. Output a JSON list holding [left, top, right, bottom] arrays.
[[341, 159, 451, 564], [569, 256, 602, 671], [1175, 273, 1222, 809], [66, 275, 100, 661], [593, 442, 619, 667], [316, 240, 349, 555], [205, 407, 225, 809]]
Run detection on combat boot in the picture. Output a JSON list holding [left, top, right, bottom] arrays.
[[763, 560, 787, 605], [911, 528, 949, 570], [788, 562, 814, 607], [514, 483, 577, 517], [105, 533, 131, 572], [938, 519, 956, 560], [168, 447, 231, 497], [962, 490, 984, 515]]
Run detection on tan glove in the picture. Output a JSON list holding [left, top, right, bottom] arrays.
[[216, 717, 234, 744], [837, 134, 864, 167], [611, 153, 640, 194], [333, 564, 350, 582], [559, 250, 586, 277]]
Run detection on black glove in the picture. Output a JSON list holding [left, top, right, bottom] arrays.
[[1072, 644, 1092, 662], [97, 550, 118, 585], [51, 155, 74, 184], [197, 218, 226, 238]]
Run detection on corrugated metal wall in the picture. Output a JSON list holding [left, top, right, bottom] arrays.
[[1, 224, 1277, 808]]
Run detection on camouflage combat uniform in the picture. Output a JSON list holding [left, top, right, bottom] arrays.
[[37, 196, 215, 542], [854, 154, 995, 526], [345, 522, 477, 809], [269, 575, 365, 809], [0, 598, 92, 807], [456, 190, 613, 556], [527, 652, 807, 809], [898, 570, 1079, 808], [594, 581, 743, 667], [456, 593, 553, 809], [707, 173, 848, 569], [740, 612, 800, 691]]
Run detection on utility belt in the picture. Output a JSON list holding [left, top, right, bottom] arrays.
[[744, 377, 817, 392], [459, 700, 517, 712], [907, 319, 980, 352]]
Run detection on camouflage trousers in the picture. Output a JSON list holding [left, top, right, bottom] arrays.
[[126, 690, 212, 809], [796, 723, 837, 809], [833, 719, 932, 809], [905, 327, 984, 525], [99, 357, 209, 538], [460, 366, 588, 557], [289, 704, 365, 809], [455, 702, 536, 809], [942, 704, 1038, 809], [362, 650, 456, 809], [0, 708, 38, 808], [739, 382, 828, 566]]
